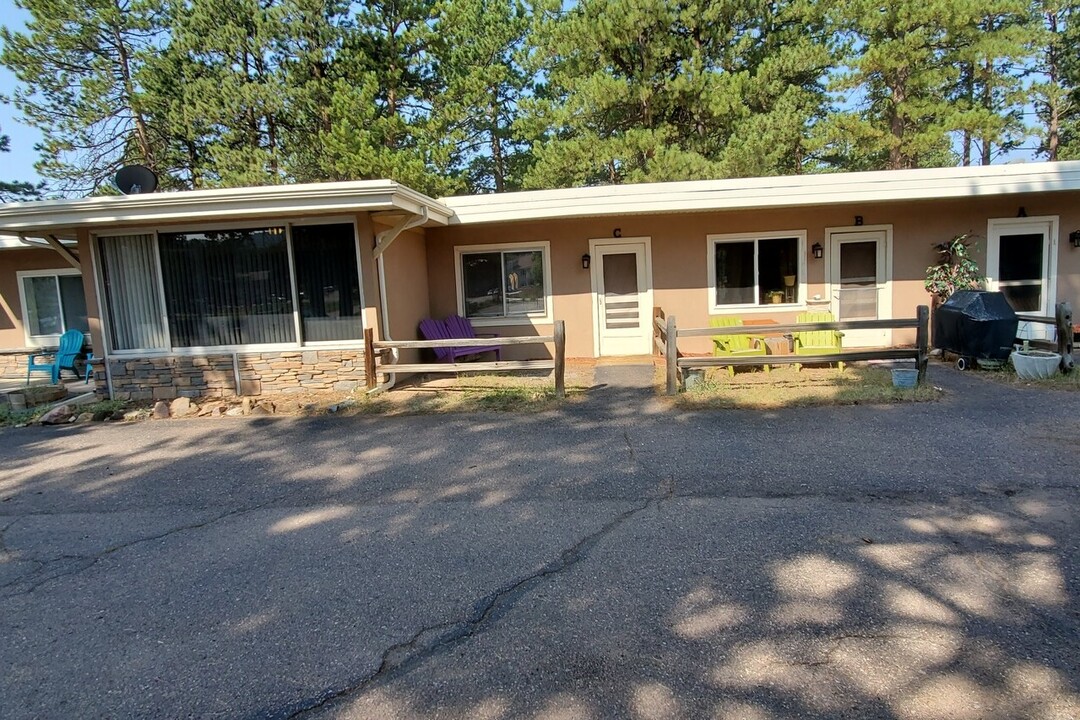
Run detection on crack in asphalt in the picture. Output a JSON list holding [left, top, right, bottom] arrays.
[[0, 494, 291, 599], [279, 430, 670, 720]]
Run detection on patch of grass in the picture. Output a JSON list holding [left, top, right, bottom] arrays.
[[340, 383, 568, 416], [0, 404, 41, 427], [972, 361, 1080, 390], [83, 399, 128, 415], [675, 365, 941, 410]]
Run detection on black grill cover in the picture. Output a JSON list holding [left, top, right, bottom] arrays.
[[933, 290, 1018, 361]]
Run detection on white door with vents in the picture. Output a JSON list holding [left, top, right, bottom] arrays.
[[829, 228, 891, 347], [591, 238, 652, 356]]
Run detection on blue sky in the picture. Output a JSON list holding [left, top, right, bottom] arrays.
[[0, 0, 41, 185]]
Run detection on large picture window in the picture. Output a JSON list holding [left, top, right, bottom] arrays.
[[458, 243, 550, 321], [98, 221, 364, 352], [18, 270, 89, 345], [159, 227, 295, 347], [709, 233, 803, 309], [292, 224, 364, 342]]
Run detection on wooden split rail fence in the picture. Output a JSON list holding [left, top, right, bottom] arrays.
[[654, 306, 930, 395], [362, 321, 567, 397], [1016, 301, 1075, 373]]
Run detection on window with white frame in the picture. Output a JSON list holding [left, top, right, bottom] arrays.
[[457, 243, 551, 321], [709, 232, 804, 308], [18, 269, 89, 345], [97, 222, 364, 352]]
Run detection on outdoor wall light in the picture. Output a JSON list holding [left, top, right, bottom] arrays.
[[812, 242, 824, 259], [1070, 230, 1080, 248], [582, 253, 591, 269]]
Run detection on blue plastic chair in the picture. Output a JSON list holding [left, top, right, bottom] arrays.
[[27, 329, 85, 385]]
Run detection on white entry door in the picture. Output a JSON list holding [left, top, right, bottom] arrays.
[[987, 217, 1058, 340], [591, 238, 652, 356], [829, 229, 891, 347]]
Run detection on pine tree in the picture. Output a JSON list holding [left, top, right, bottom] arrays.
[[0, 0, 165, 194], [1031, 1, 1080, 160], [824, 0, 962, 170], [520, 0, 833, 189], [317, 0, 460, 195], [431, 0, 533, 193], [947, 1, 1033, 166], [163, 0, 289, 187]]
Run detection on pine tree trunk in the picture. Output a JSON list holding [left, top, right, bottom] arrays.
[[111, 17, 154, 170]]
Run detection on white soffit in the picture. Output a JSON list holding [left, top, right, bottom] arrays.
[[0, 233, 77, 250], [440, 161, 1080, 225], [0, 180, 454, 234]]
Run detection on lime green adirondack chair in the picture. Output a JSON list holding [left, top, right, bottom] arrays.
[[792, 311, 844, 372], [710, 317, 769, 376]]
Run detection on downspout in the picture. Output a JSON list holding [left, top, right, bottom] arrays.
[[369, 208, 429, 393]]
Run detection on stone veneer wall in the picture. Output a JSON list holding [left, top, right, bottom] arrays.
[[0, 353, 27, 378], [102, 349, 367, 400]]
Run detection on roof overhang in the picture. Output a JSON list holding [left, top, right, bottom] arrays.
[[0, 180, 453, 235], [0, 233, 77, 250], [440, 161, 1080, 225]]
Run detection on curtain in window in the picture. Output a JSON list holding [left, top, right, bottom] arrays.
[[158, 228, 295, 347], [291, 224, 364, 341], [99, 234, 168, 350]]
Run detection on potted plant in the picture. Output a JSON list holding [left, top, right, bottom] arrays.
[[766, 290, 784, 304], [924, 233, 985, 303]]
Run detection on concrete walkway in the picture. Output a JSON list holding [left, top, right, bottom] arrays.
[[0, 361, 1078, 719]]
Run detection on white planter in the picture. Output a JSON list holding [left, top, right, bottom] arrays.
[[1011, 350, 1060, 380]]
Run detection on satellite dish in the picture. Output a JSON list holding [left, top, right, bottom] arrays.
[[115, 165, 159, 195]]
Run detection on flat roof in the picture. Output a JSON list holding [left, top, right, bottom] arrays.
[[0, 180, 454, 236], [0, 161, 1077, 234], [440, 161, 1080, 224]]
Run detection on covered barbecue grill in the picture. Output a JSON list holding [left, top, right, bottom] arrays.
[[933, 290, 1018, 370]]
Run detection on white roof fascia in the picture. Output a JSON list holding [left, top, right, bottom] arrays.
[[0, 233, 77, 250], [0, 180, 453, 233], [440, 161, 1080, 225]]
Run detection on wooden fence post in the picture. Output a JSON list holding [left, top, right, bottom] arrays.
[[554, 320, 566, 398], [364, 327, 376, 390], [1057, 301, 1074, 373], [916, 305, 929, 385], [653, 307, 663, 356], [666, 315, 678, 395]]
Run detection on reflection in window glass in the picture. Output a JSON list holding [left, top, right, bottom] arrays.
[[461, 248, 547, 319], [292, 224, 364, 342], [714, 237, 799, 306], [998, 233, 1043, 282], [503, 250, 545, 316], [21, 274, 89, 338], [25, 276, 63, 336], [159, 227, 295, 347]]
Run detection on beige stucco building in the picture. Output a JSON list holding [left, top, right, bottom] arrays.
[[1, 162, 1078, 398]]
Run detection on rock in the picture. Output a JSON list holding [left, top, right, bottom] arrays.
[[249, 404, 271, 416], [225, 406, 245, 417], [112, 410, 127, 421], [328, 399, 357, 413], [241, 397, 253, 415], [92, 409, 111, 422], [75, 412, 94, 423], [152, 401, 171, 419], [256, 400, 275, 414], [121, 410, 142, 422], [169, 397, 199, 418], [38, 404, 74, 425], [210, 406, 223, 417]]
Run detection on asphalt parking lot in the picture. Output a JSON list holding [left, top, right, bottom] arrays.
[[1, 364, 1078, 719]]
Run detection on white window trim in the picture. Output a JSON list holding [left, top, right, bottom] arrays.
[[16, 268, 87, 348], [454, 241, 554, 327], [92, 217, 369, 356], [707, 230, 807, 314], [986, 216, 1059, 317]]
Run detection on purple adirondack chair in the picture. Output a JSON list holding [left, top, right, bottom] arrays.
[[419, 315, 502, 362]]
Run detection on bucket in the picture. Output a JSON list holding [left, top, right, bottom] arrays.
[[891, 368, 918, 389]]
